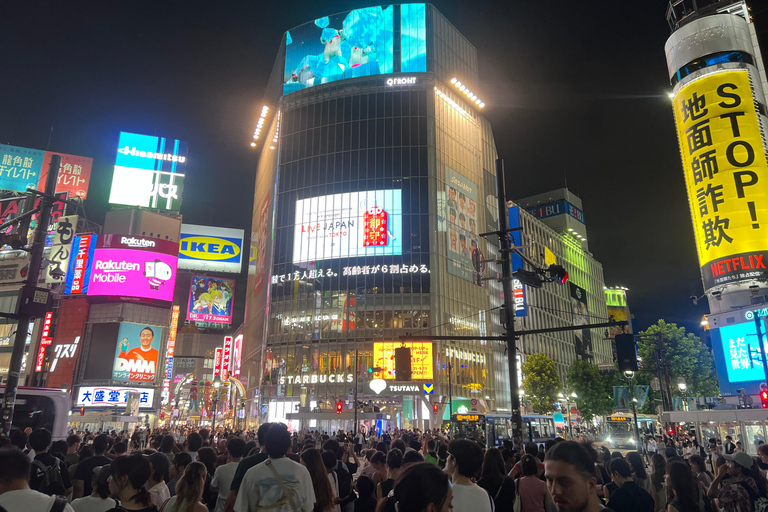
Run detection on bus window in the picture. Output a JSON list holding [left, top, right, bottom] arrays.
[[5, 395, 57, 433]]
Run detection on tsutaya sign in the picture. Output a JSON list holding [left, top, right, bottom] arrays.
[[279, 373, 353, 385], [368, 378, 424, 395]]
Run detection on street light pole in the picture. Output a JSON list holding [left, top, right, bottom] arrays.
[[626, 371, 642, 453], [212, 375, 221, 432]]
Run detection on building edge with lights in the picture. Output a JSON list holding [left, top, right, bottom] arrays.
[[240, 4, 612, 430]]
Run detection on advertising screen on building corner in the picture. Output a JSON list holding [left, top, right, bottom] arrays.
[[672, 69, 768, 290], [187, 275, 235, 324], [718, 322, 767, 383], [113, 323, 162, 383], [88, 234, 178, 304], [293, 189, 402, 263]]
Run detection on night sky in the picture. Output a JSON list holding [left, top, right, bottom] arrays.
[[0, 0, 710, 334]]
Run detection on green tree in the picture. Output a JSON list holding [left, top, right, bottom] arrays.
[[522, 353, 560, 414], [635, 320, 719, 413], [565, 360, 614, 421]]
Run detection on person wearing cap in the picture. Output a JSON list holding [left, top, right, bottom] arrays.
[[71, 465, 117, 512], [707, 451, 767, 512], [146, 452, 171, 507]]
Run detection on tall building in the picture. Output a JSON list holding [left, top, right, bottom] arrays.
[[242, 5, 611, 430], [665, 0, 768, 398]]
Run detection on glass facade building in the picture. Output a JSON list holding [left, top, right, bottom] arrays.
[[242, 4, 611, 430]]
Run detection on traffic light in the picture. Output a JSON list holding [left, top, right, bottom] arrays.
[[80, 406, 85, 416], [336, 401, 343, 414], [368, 367, 383, 374], [432, 403, 439, 415], [547, 264, 568, 284], [760, 384, 768, 409], [615, 333, 639, 372]]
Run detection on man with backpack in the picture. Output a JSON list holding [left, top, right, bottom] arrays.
[[0, 448, 74, 512], [28, 428, 71, 498]]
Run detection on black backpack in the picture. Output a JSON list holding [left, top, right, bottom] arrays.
[[31, 458, 66, 496]]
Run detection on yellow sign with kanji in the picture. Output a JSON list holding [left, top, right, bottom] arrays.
[[372, 342, 433, 380], [673, 70, 768, 290]]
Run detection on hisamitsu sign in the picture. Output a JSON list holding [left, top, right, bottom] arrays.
[[672, 69, 768, 290]]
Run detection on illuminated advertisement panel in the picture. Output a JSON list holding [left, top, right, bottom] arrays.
[[283, 6, 394, 95], [232, 334, 243, 376], [0, 144, 45, 192], [570, 282, 592, 358], [718, 322, 767, 383], [179, 224, 244, 274], [112, 323, 162, 383], [109, 132, 188, 211], [187, 275, 235, 324], [65, 234, 97, 295], [400, 4, 427, 72], [88, 235, 178, 304], [222, 336, 232, 380], [293, 189, 402, 263], [672, 70, 768, 290], [213, 347, 222, 377], [445, 166, 479, 281], [76, 386, 154, 408], [372, 342, 433, 380], [37, 151, 93, 200]]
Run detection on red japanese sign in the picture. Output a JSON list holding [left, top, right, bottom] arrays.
[[363, 206, 388, 246], [35, 345, 46, 372], [40, 312, 53, 345], [213, 347, 222, 377], [38, 152, 93, 200], [221, 336, 232, 380]]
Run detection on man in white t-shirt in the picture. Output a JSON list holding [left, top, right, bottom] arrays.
[[235, 425, 315, 512], [0, 447, 74, 512], [211, 436, 247, 512], [445, 439, 494, 512]]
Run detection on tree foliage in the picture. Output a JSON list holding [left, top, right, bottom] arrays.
[[565, 360, 614, 421], [634, 319, 719, 413], [521, 353, 561, 414]]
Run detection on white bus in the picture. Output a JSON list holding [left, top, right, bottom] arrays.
[[0, 387, 70, 440]]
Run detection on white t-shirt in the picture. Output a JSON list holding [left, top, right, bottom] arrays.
[[0, 488, 75, 512], [451, 483, 494, 512], [234, 457, 315, 512], [148, 481, 171, 509], [212, 461, 240, 512], [70, 495, 118, 512]]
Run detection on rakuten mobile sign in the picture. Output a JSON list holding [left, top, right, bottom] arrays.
[[89, 238, 178, 303]]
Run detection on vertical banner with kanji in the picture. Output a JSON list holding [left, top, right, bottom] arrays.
[[46, 215, 78, 284], [672, 69, 768, 290], [64, 234, 97, 295]]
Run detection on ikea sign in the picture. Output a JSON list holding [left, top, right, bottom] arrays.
[[179, 224, 244, 274]]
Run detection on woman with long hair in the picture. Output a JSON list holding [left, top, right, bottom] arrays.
[[107, 453, 157, 512], [650, 454, 668, 512], [375, 448, 403, 500], [300, 448, 335, 512], [160, 461, 207, 512], [375, 462, 451, 512], [689, 455, 713, 494], [627, 451, 652, 493], [476, 448, 516, 512], [665, 461, 700, 512]]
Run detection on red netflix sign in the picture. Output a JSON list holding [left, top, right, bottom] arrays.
[[704, 251, 767, 289]]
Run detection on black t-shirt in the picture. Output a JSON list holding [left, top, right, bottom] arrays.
[[477, 476, 516, 512], [30, 452, 72, 492], [230, 452, 269, 491], [106, 506, 158, 512], [606, 481, 655, 512], [74, 455, 112, 496]]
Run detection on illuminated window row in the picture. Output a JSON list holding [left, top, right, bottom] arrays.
[[450, 78, 485, 108], [434, 87, 469, 118]]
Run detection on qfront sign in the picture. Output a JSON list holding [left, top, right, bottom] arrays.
[[179, 224, 245, 273]]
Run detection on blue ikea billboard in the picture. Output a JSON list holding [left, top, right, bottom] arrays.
[[179, 224, 245, 274]]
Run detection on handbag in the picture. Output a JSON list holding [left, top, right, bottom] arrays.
[[513, 479, 521, 512]]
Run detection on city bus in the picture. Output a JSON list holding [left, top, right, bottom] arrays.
[[604, 413, 658, 449], [451, 413, 556, 447], [0, 387, 70, 440]]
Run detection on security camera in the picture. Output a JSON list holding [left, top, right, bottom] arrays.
[[690, 295, 699, 306]]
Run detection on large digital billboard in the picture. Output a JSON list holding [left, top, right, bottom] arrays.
[[88, 234, 178, 304], [444, 166, 479, 281], [283, 6, 394, 95], [719, 322, 767, 383], [109, 132, 187, 211], [372, 342, 433, 380], [0, 145, 45, 192], [112, 323, 162, 383], [672, 70, 768, 290], [293, 189, 402, 263], [570, 282, 592, 359], [187, 275, 235, 324], [400, 4, 427, 73], [37, 151, 93, 200], [179, 224, 244, 274]]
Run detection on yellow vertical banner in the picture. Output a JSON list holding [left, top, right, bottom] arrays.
[[672, 70, 768, 290]]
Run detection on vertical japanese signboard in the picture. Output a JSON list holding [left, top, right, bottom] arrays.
[[221, 336, 232, 380], [213, 347, 223, 377], [672, 69, 768, 290], [46, 215, 78, 284], [162, 305, 181, 405], [64, 234, 97, 295]]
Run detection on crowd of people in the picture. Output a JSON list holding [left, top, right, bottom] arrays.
[[1, 424, 768, 512]]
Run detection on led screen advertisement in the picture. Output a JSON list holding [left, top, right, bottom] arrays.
[[718, 321, 768, 384], [372, 342, 433, 380], [37, 151, 93, 200], [569, 282, 592, 359], [444, 166, 479, 281], [109, 132, 187, 211], [112, 323, 162, 383], [672, 70, 768, 290], [400, 4, 427, 73], [88, 234, 178, 304], [293, 189, 402, 263], [187, 275, 235, 324], [283, 6, 394, 95], [179, 224, 245, 274]]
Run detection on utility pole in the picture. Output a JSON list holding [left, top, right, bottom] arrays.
[[354, 347, 358, 433], [495, 159, 523, 450], [753, 316, 768, 386], [1, 155, 60, 435], [448, 362, 453, 417], [626, 371, 643, 453]]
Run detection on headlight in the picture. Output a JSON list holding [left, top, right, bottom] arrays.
[[605, 437, 612, 444], [630, 438, 636, 444]]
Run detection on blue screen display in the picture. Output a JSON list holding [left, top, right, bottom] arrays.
[[283, 6, 394, 95], [401, 4, 427, 72], [719, 322, 768, 383]]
